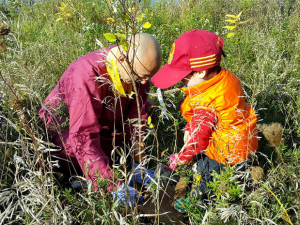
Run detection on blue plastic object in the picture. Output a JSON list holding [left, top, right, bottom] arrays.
[[129, 163, 156, 186], [111, 183, 143, 206]]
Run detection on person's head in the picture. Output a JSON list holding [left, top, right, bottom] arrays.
[[151, 30, 224, 89], [116, 33, 162, 85]]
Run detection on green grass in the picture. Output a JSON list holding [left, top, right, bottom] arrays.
[[0, 0, 299, 224]]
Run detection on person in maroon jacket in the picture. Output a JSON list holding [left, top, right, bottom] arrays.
[[39, 33, 161, 205]]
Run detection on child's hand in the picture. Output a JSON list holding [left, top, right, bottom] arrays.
[[169, 154, 178, 170], [169, 154, 185, 170]]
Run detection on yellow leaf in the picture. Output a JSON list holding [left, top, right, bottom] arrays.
[[239, 20, 248, 24], [147, 116, 152, 125], [137, 13, 145, 22], [147, 116, 154, 129], [128, 7, 135, 12], [223, 25, 236, 30], [105, 17, 115, 23], [161, 148, 169, 157], [56, 17, 63, 22], [104, 33, 116, 42], [129, 91, 135, 98], [236, 11, 243, 19], [143, 22, 151, 29], [226, 14, 236, 18], [195, 175, 202, 183], [225, 19, 236, 24], [227, 32, 235, 38]]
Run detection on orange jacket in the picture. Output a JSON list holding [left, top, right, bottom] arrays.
[[180, 68, 258, 165]]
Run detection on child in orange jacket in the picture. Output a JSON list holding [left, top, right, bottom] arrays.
[[151, 30, 258, 213]]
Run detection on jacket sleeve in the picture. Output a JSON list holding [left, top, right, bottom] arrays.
[[177, 108, 216, 163], [66, 65, 116, 189]]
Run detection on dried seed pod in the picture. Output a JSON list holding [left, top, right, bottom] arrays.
[[8, 96, 22, 111], [0, 23, 10, 36], [257, 123, 283, 147], [251, 166, 264, 184], [0, 40, 6, 52]]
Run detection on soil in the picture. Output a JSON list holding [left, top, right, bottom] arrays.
[[138, 177, 188, 225]]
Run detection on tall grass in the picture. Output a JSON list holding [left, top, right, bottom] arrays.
[[0, 0, 299, 224]]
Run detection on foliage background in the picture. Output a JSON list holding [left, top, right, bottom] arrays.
[[0, 0, 299, 224]]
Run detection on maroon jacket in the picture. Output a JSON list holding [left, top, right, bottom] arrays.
[[40, 46, 149, 190]]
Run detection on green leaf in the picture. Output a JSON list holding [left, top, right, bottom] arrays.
[[137, 13, 145, 22], [226, 14, 236, 18], [143, 22, 151, 29], [112, 198, 120, 209], [115, 33, 126, 40], [227, 32, 235, 38], [121, 39, 129, 52], [236, 11, 243, 19], [223, 26, 236, 30], [104, 33, 116, 42], [225, 19, 236, 24], [124, 14, 131, 22]]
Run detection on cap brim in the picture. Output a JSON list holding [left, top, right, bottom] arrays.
[[151, 64, 192, 89]]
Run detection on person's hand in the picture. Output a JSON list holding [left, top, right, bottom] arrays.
[[129, 163, 155, 186], [133, 142, 146, 162], [169, 154, 185, 170], [169, 154, 179, 170], [112, 183, 143, 206]]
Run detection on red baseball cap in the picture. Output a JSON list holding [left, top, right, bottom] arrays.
[[151, 30, 224, 89]]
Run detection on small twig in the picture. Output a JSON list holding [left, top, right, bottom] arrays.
[[148, 88, 181, 99], [263, 182, 293, 225], [0, 141, 21, 146]]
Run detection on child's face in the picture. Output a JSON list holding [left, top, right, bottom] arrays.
[[182, 71, 207, 87]]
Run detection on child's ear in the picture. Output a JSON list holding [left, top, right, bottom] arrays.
[[197, 70, 207, 79]]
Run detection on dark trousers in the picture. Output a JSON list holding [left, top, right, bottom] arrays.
[[190, 154, 225, 201], [190, 153, 246, 202]]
